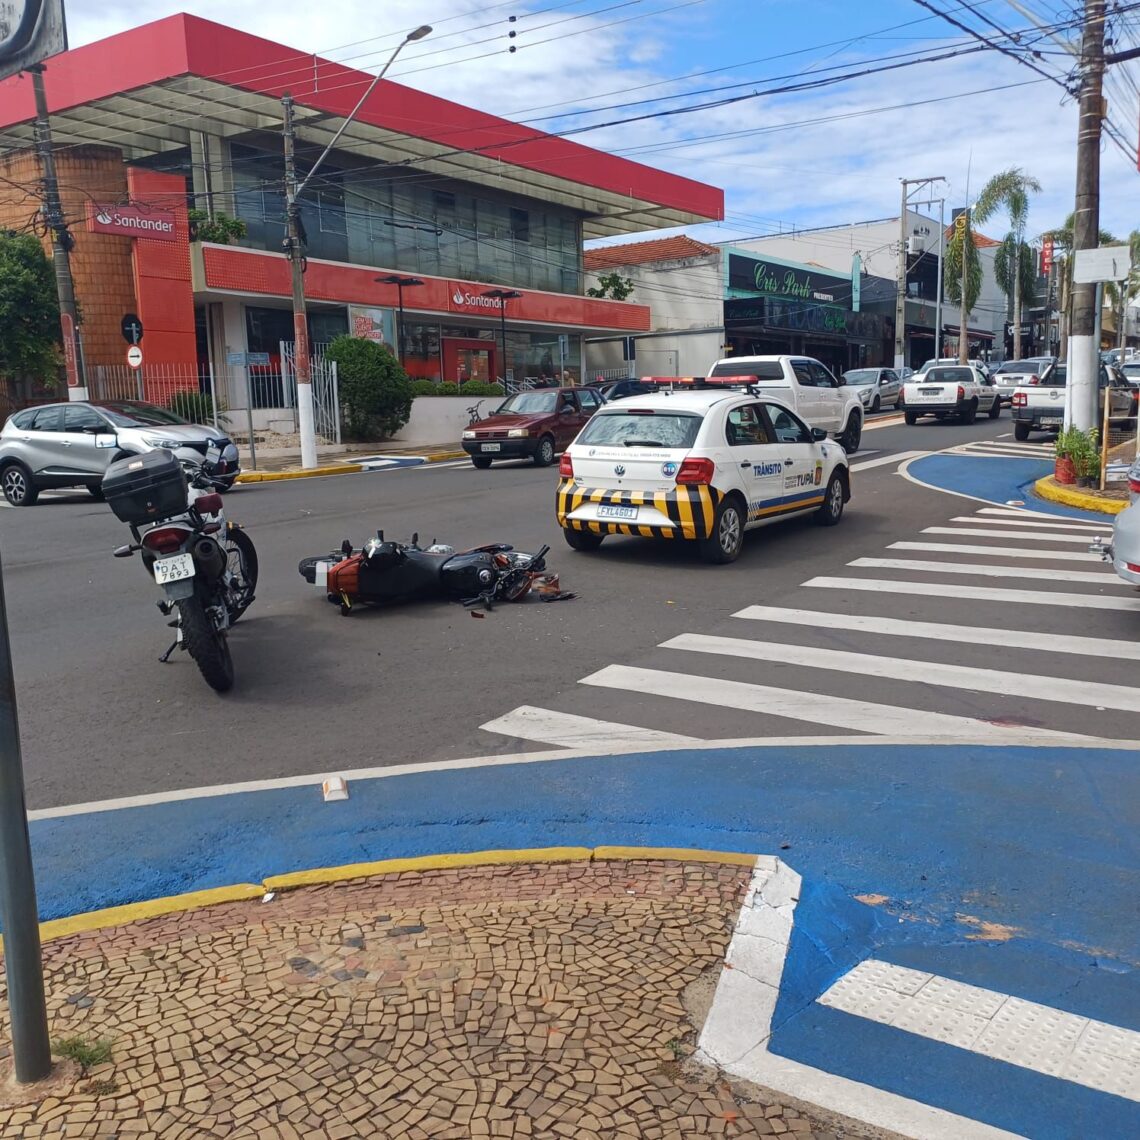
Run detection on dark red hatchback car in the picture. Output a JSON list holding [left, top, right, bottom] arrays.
[[461, 387, 605, 468]]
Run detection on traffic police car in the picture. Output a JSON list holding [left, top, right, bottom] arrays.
[[556, 383, 851, 563]]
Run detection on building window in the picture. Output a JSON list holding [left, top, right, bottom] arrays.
[[510, 207, 530, 243]]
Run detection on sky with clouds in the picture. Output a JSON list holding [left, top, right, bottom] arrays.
[[63, 0, 1140, 248]]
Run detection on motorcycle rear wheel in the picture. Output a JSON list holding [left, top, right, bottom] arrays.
[[224, 524, 258, 623], [177, 595, 235, 693]]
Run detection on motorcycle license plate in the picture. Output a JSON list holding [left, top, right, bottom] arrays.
[[314, 561, 331, 590], [598, 504, 638, 520], [481, 443, 501, 452], [154, 553, 195, 585]]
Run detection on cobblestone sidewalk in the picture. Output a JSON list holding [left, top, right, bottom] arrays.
[[0, 860, 883, 1139]]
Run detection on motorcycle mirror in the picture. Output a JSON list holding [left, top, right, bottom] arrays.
[[411, 532, 419, 546]]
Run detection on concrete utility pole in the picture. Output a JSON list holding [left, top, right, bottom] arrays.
[[31, 65, 87, 401], [1069, 0, 1107, 430], [281, 25, 431, 469], [894, 177, 946, 370]]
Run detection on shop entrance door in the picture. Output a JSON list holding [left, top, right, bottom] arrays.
[[443, 338, 494, 386]]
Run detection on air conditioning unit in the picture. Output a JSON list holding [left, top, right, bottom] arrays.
[[907, 236, 922, 255]]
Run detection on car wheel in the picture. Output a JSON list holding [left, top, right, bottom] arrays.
[[988, 394, 1001, 419], [87, 484, 106, 501], [1014, 422, 1031, 441], [563, 527, 603, 551], [1, 463, 38, 506], [839, 413, 862, 454], [904, 410, 918, 425], [813, 472, 845, 527], [471, 456, 493, 470], [962, 399, 978, 425], [699, 497, 744, 564], [533, 435, 556, 467], [871, 395, 881, 413]]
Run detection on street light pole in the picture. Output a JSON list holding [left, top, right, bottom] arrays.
[[375, 275, 424, 365], [481, 289, 522, 390], [282, 24, 431, 468]]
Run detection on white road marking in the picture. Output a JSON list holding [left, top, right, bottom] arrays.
[[696, 864, 1020, 1140], [579, 665, 1094, 741], [849, 556, 1122, 586], [967, 440, 1054, 454], [849, 450, 928, 473], [805, 576, 1140, 611], [923, 526, 1098, 544], [949, 515, 1107, 532], [890, 541, 1100, 562], [479, 705, 698, 749], [661, 632, 1140, 713], [732, 604, 1140, 661], [819, 959, 1140, 1103], [977, 506, 1103, 521], [862, 414, 906, 431]]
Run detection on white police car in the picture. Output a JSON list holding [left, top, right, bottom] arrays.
[[556, 387, 850, 563]]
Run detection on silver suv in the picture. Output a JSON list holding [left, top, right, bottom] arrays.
[[0, 400, 240, 506]]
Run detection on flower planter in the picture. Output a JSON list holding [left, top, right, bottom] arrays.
[[1054, 456, 1076, 484]]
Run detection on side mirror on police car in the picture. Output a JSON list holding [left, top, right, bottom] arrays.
[[811, 427, 828, 442]]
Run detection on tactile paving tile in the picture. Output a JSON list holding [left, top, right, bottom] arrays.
[[973, 996, 1088, 1076], [916, 973, 1008, 1020], [828, 958, 932, 997], [1061, 1047, 1140, 1101], [1076, 1019, 1140, 1066], [819, 976, 912, 1026], [890, 990, 990, 1051]]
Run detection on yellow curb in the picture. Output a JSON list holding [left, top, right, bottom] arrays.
[[235, 463, 364, 483], [25, 885, 265, 947], [425, 451, 468, 462], [592, 845, 757, 867], [1034, 475, 1127, 515], [264, 847, 595, 891]]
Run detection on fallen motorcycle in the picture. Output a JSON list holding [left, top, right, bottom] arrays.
[[298, 533, 565, 614]]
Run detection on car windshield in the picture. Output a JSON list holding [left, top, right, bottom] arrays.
[[493, 392, 560, 415], [93, 402, 191, 427], [708, 361, 785, 379], [843, 370, 879, 384], [924, 368, 973, 384], [1122, 364, 1140, 377], [577, 410, 702, 449]]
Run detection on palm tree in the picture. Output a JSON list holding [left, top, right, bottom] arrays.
[[1104, 229, 1140, 349], [974, 168, 1042, 360], [944, 213, 982, 363]]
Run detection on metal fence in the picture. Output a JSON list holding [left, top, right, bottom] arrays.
[[279, 342, 341, 445]]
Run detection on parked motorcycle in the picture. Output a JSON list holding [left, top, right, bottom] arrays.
[[298, 532, 556, 614], [103, 449, 258, 692], [1090, 504, 1140, 589]]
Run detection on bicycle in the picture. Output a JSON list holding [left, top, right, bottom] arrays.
[[466, 401, 484, 424]]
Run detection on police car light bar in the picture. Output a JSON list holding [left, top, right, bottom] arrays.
[[640, 376, 762, 386]]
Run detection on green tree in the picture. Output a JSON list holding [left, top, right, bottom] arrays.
[[944, 213, 982, 361], [586, 271, 635, 300], [187, 209, 247, 245], [1040, 213, 1119, 358], [973, 168, 1042, 360], [325, 335, 413, 441], [0, 232, 61, 387]]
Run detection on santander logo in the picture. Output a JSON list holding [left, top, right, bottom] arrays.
[[452, 289, 465, 306], [448, 284, 515, 312]]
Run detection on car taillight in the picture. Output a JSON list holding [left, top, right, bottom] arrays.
[[676, 457, 715, 485], [142, 527, 187, 555], [558, 453, 574, 477], [1012, 392, 1027, 407], [957, 385, 965, 400], [1028, 375, 1040, 384], [1129, 477, 1140, 495]]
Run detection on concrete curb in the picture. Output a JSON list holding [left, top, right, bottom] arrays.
[[24, 846, 758, 947], [1033, 475, 1127, 515], [233, 450, 467, 482]]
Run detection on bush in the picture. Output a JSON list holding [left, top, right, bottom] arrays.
[[458, 381, 504, 397], [326, 335, 413, 440], [406, 380, 504, 398], [410, 379, 442, 397], [167, 390, 220, 425]]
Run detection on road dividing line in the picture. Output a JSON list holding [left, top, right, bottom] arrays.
[[731, 604, 1140, 660], [848, 556, 1123, 586], [819, 960, 1140, 1103], [480, 705, 698, 749], [849, 450, 928, 473], [579, 665, 1094, 740], [805, 576, 1140, 611], [661, 633, 1140, 713], [890, 541, 1100, 561], [922, 526, 1098, 544], [949, 516, 1108, 532]]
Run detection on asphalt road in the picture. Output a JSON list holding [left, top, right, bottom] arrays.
[[0, 413, 1100, 809]]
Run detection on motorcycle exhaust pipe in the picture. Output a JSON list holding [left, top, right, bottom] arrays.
[[193, 536, 226, 579]]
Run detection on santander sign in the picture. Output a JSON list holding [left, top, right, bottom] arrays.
[[448, 284, 523, 314], [86, 202, 177, 242]]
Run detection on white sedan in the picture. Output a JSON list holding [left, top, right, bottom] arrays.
[[556, 389, 851, 564], [841, 368, 903, 413]]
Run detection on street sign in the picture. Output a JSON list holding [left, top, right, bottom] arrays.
[[1072, 245, 1132, 283], [121, 313, 143, 344], [246, 352, 270, 365], [1041, 239, 1054, 275], [126, 345, 143, 369], [0, 0, 67, 83]]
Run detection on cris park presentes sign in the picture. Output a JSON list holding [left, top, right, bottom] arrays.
[[86, 202, 178, 242]]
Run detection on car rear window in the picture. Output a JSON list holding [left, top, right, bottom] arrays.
[[924, 368, 973, 383], [994, 359, 1049, 373], [577, 410, 702, 449], [708, 361, 785, 380]]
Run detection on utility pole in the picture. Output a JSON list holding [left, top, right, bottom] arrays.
[[895, 177, 946, 370], [31, 65, 87, 402], [1069, 0, 1107, 430], [280, 25, 431, 469]]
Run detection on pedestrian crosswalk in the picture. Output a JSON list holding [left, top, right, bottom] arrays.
[[481, 503, 1137, 748], [950, 438, 1056, 459]]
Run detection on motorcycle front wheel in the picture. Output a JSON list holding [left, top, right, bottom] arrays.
[[224, 524, 258, 623], [177, 595, 235, 693]]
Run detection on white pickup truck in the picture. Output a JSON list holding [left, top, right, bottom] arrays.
[[902, 365, 1000, 424], [1010, 361, 1136, 440], [705, 355, 865, 452]]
